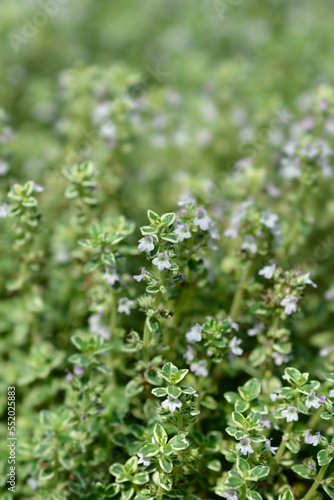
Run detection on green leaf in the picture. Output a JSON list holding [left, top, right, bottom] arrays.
[[159, 456, 173, 473], [160, 213, 176, 227], [161, 362, 179, 383], [101, 252, 116, 267], [174, 369, 189, 384], [125, 456, 138, 475], [278, 490, 294, 500], [139, 443, 159, 457], [246, 491, 262, 500], [161, 233, 178, 244], [162, 443, 173, 456], [323, 485, 334, 500], [140, 226, 157, 235], [237, 457, 250, 473], [158, 473, 173, 491], [291, 464, 314, 480], [225, 471, 244, 489], [132, 473, 149, 485], [147, 210, 160, 225], [325, 373, 334, 383], [167, 386, 182, 398], [238, 378, 261, 401], [70, 335, 87, 351], [317, 449, 333, 466], [109, 463, 125, 477], [249, 465, 270, 481], [151, 387, 167, 397], [232, 412, 246, 428], [125, 379, 144, 398], [154, 423, 168, 446], [169, 435, 189, 450], [207, 459, 222, 471]]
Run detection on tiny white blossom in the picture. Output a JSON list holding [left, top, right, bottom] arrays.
[[190, 360, 209, 377], [329, 389, 334, 398], [88, 313, 111, 340], [102, 268, 120, 286], [152, 252, 172, 271], [259, 264, 276, 279], [241, 235, 257, 254], [137, 453, 151, 466], [320, 345, 334, 357], [260, 211, 279, 229], [133, 266, 146, 282], [193, 206, 211, 231], [0, 202, 10, 218], [175, 223, 191, 242], [224, 225, 239, 240], [209, 223, 220, 240], [161, 396, 182, 413], [33, 182, 44, 193], [0, 159, 9, 175], [229, 336, 243, 356], [236, 437, 254, 456], [27, 477, 39, 490], [280, 296, 298, 315], [265, 438, 278, 455], [272, 352, 289, 366], [117, 297, 136, 315], [228, 316, 239, 332], [177, 193, 196, 206], [324, 285, 334, 301], [138, 235, 157, 253], [222, 490, 238, 500], [270, 389, 280, 402], [260, 416, 272, 429], [305, 430, 322, 447], [281, 406, 298, 422], [186, 323, 202, 344], [183, 345, 195, 362], [300, 272, 317, 288], [305, 392, 321, 410], [247, 322, 264, 337]]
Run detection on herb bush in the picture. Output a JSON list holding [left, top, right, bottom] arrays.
[[1, 1, 334, 499]]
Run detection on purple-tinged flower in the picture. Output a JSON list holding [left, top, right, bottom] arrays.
[[236, 437, 254, 456], [186, 323, 202, 344], [281, 406, 298, 422], [193, 207, 211, 231], [265, 438, 278, 455], [117, 297, 136, 315], [305, 392, 321, 410], [27, 477, 39, 491], [66, 372, 73, 381], [161, 396, 182, 413], [280, 296, 298, 315], [309, 462, 314, 470], [260, 416, 271, 429], [190, 360, 209, 377], [259, 264, 276, 279], [320, 395, 326, 403], [138, 234, 157, 253], [152, 252, 172, 271], [305, 429, 322, 446], [222, 490, 238, 500], [74, 366, 85, 376], [229, 336, 243, 356], [81, 415, 86, 422], [241, 235, 257, 254], [133, 266, 147, 282]]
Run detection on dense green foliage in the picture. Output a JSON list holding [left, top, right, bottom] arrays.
[[1, 1, 334, 499]]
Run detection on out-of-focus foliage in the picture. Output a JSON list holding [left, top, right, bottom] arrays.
[[1, 1, 334, 499]]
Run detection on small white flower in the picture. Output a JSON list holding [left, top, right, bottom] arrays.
[[229, 336, 243, 356], [272, 352, 289, 366], [175, 223, 191, 242], [209, 223, 220, 240], [241, 235, 257, 254], [329, 389, 334, 398], [137, 453, 151, 466], [177, 193, 196, 206], [259, 264, 276, 279], [222, 490, 238, 500], [320, 345, 334, 357], [183, 345, 195, 362], [247, 322, 264, 337], [305, 430, 322, 447], [193, 206, 211, 231], [0, 202, 10, 218], [190, 360, 209, 377], [33, 182, 44, 193], [270, 389, 280, 402], [228, 316, 239, 332], [265, 438, 278, 455], [27, 477, 39, 490], [305, 392, 321, 410], [300, 272, 317, 288], [260, 416, 272, 429], [280, 296, 298, 315], [133, 266, 146, 282], [260, 211, 279, 229], [281, 406, 298, 422], [324, 285, 334, 301], [138, 234, 157, 253], [224, 224, 239, 240], [186, 323, 202, 344], [117, 297, 136, 315], [161, 396, 182, 413], [88, 313, 111, 340], [0, 159, 9, 175], [152, 252, 172, 271], [236, 437, 254, 456], [102, 268, 120, 286]]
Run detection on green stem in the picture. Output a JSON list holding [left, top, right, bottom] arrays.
[[110, 290, 117, 333], [307, 406, 323, 429], [303, 463, 329, 500], [142, 270, 165, 363], [274, 420, 294, 464], [177, 411, 183, 431], [229, 264, 253, 319]]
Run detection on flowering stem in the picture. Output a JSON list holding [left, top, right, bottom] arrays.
[[143, 270, 165, 363], [229, 263, 253, 319], [268, 420, 294, 483], [307, 406, 323, 428], [303, 463, 329, 500], [110, 290, 117, 333]]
